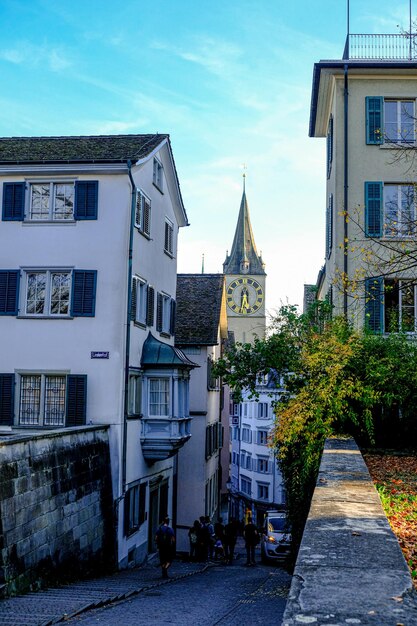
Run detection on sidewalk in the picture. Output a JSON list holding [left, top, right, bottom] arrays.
[[0, 555, 214, 626]]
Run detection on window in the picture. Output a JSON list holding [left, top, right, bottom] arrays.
[[257, 403, 269, 419], [241, 476, 251, 496], [242, 426, 252, 443], [18, 269, 97, 318], [132, 276, 148, 325], [149, 378, 170, 416], [257, 483, 269, 500], [135, 189, 151, 236], [128, 371, 142, 416], [326, 193, 333, 257], [366, 97, 415, 145], [365, 182, 415, 238], [12, 373, 87, 427], [125, 482, 147, 536], [257, 429, 268, 445], [153, 158, 163, 191], [240, 451, 252, 470], [384, 184, 415, 237], [385, 100, 415, 144], [257, 457, 270, 473], [326, 115, 333, 178], [29, 182, 74, 220], [156, 292, 175, 335], [164, 219, 174, 256], [25, 271, 70, 316], [365, 277, 417, 333]]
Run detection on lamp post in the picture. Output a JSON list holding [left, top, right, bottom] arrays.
[[226, 478, 232, 520]]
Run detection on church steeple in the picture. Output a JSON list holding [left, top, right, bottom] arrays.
[[223, 184, 265, 276]]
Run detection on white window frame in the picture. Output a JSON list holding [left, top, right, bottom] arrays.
[[153, 158, 163, 191], [135, 188, 151, 236], [149, 377, 170, 417], [17, 372, 67, 427], [257, 429, 268, 445], [257, 483, 269, 500], [161, 293, 171, 334], [385, 279, 416, 333], [128, 370, 143, 416], [164, 218, 174, 256], [257, 402, 269, 419], [27, 181, 75, 221], [257, 456, 270, 473], [133, 276, 148, 325], [241, 475, 252, 496], [384, 99, 415, 145], [23, 269, 72, 317], [383, 184, 415, 237], [242, 425, 252, 443]]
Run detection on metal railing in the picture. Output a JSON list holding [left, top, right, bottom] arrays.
[[343, 33, 417, 60]]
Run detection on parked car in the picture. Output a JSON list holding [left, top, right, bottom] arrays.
[[260, 511, 291, 562]]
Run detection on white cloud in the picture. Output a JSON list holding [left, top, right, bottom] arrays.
[[0, 41, 71, 72]]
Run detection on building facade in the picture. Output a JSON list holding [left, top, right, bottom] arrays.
[[310, 34, 417, 332], [174, 274, 228, 551], [0, 134, 195, 569]]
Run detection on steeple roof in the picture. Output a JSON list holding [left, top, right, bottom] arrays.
[[223, 188, 265, 276]]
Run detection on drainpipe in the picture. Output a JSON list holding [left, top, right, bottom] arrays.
[[122, 160, 137, 493], [343, 64, 349, 317]]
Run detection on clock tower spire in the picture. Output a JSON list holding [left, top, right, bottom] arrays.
[[223, 180, 266, 344]]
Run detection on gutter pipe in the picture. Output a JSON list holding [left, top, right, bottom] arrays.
[[343, 64, 349, 317]]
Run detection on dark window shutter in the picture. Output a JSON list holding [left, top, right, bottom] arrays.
[[71, 270, 97, 317], [326, 194, 333, 258], [0, 373, 14, 426], [66, 375, 87, 426], [143, 198, 151, 235], [2, 182, 25, 221], [124, 489, 131, 536], [131, 277, 137, 321], [170, 299, 176, 335], [365, 277, 384, 332], [365, 182, 383, 237], [146, 286, 154, 326], [366, 97, 384, 145], [156, 293, 163, 332], [138, 482, 147, 526], [135, 191, 142, 228], [0, 270, 20, 315], [74, 181, 98, 220]]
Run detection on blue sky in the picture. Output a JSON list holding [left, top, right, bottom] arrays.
[[0, 0, 413, 316]]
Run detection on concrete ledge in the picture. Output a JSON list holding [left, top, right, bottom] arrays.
[[283, 438, 417, 626]]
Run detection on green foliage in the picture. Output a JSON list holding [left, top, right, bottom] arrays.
[[216, 305, 417, 550]]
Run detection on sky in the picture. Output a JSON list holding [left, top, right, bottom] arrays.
[[0, 0, 413, 319]]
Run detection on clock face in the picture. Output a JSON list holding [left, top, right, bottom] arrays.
[[226, 278, 264, 315]]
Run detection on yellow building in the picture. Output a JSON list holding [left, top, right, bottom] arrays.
[[310, 34, 417, 332]]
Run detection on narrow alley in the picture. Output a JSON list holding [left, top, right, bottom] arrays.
[[0, 541, 291, 626]]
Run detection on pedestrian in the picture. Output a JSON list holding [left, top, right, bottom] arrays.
[[243, 516, 259, 565], [198, 515, 210, 562], [224, 517, 239, 564], [155, 516, 175, 578], [205, 516, 215, 560], [188, 519, 200, 561]]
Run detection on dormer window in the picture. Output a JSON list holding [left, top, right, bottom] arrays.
[[153, 158, 163, 192]]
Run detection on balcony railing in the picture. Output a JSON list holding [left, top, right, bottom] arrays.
[[343, 33, 417, 60]]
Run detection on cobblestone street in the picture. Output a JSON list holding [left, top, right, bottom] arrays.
[[0, 542, 291, 626], [68, 560, 291, 626]]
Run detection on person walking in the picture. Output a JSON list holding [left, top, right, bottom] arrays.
[[224, 517, 239, 564], [243, 516, 259, 565], [155, 516, 175, 578], [188, 519, 200, 561], [198, 515, 210, 562]]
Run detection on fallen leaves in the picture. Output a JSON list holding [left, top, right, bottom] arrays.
[[364, 452, 417, 589]]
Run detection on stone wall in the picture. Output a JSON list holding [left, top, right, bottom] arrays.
[[283, 438, 417, 625], [0, 426, 115, 596]]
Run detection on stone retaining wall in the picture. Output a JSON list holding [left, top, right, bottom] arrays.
[[0, 426, 115, 596], [283, 438, 417, 625]]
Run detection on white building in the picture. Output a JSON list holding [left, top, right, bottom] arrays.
[[229, 373, 286, 525], [0, 134, 196, 568], [174, 274, 228, 551]]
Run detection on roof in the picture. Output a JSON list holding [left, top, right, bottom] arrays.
[[175, 274, 226, 346], [223, 189, 265, 276], [141, 332, 197, 368], [0, 134, 168, 164], [309, 60, 417, 137]]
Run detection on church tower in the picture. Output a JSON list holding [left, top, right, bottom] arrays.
[[223, 180, 266, 344]]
